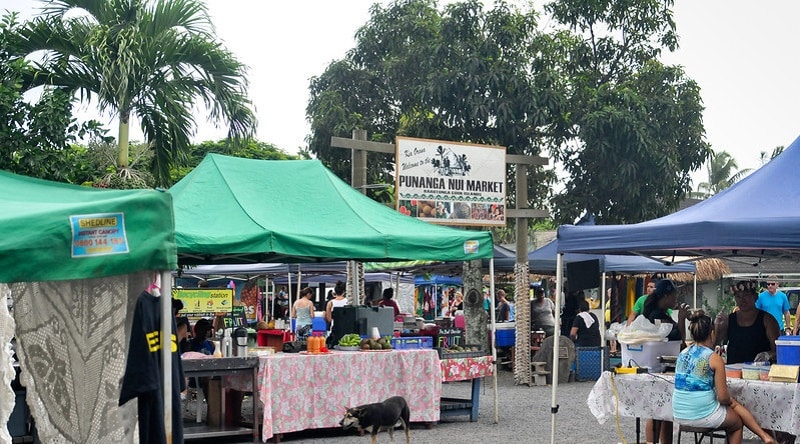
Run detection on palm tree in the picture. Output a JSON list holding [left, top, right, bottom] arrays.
[[759, 145, 784, 165], [16, 0, 256, 186], [692, 150, 751, 199]]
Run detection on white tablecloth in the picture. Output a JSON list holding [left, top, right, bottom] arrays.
[[588, 371, 800, 435]]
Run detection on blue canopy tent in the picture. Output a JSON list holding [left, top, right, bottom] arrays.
[[557, 134, 800, 261], [527, 239, 696, 274], [546, 134, 800, 444]]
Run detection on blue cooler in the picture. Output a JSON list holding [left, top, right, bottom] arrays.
[[776, 336, 800, 365], [495, 323, 515, 347], [312, 317, 327, 333]]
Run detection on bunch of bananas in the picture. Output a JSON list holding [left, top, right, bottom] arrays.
[[338, 333, 362, 347]]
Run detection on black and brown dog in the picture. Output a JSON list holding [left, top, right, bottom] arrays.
[[340, 396, 411, 444]]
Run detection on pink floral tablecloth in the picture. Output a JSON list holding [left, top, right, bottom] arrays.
[[440, 356, 493, 382], [257, 349, 442, 441], [588, 371, 800, 435]]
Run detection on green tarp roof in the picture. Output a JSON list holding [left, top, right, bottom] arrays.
[[0, 170, 176, 283], [170, 154, 493, 264]]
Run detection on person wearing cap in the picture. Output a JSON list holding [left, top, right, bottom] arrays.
[[530, 286, 556, 337], [756, 275, 792, 335]]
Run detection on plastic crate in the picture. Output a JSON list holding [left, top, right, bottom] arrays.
[[437, 344, 487, 359], [621, 340, 680, 373], [575, 346, 604, 381], [390, 336, 433, 350]]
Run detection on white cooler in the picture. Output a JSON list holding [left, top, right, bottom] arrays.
[[620, 340, 681, 373]]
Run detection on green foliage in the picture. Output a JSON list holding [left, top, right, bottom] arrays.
[[546, 0, 710, 224], [0, 12, 105, 183], [15, 0, 256, 187], [169, 139, 299, 184], [306, 0, 561, 206]]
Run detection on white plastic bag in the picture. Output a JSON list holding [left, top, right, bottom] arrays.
[[605, 322, 624, 341], [616, 315, 673, 344]]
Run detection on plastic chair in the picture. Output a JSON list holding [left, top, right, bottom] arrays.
[[677, 424, 728, 444]]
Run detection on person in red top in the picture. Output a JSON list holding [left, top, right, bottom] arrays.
[[378, 288, 401, 318]]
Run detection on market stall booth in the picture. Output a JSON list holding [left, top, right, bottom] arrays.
[[169, 154, 496, 440], [0, 170, 177, 443], [552, 133, 800, 443]]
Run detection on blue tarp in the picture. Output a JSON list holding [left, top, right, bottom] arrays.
[[557, 134, 800, 258]]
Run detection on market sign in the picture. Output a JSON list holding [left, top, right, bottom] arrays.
[[396, 137, 506, 227], [172, 288, 234, 315], [222, 306, 248, 328]]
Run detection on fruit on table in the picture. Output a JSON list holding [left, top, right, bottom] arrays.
[[338, 333, 362, 347]]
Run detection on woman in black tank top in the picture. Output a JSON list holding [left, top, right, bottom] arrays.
[[718, 283, 780, 364]]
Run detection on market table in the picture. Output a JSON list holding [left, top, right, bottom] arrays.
[[182, 356, 260, 442], [588, 371, 800, 442], [258, 349, 442, 442], [440, 355, 493, 421]]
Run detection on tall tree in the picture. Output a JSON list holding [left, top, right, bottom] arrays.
[[0, 12, 104, 183], [15, 0, 256, 186], [692, 150, 750, 199], [306, 0, 564, 206], [546, 0, 711, 224]]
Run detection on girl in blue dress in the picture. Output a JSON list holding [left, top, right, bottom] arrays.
[[673, 311, 775, 444]]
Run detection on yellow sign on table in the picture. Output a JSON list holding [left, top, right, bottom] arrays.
[[173, 288, 234, 314]]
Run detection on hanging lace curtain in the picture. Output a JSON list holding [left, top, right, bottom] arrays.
[[1, 284, 15, 444], [11, 272, 151, 444]]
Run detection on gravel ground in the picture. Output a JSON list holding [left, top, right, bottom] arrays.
[[188, 369, 765, 444]]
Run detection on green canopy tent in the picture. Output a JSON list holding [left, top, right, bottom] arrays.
[[0, 170, 177, 443], [170, 154, 493, 264], [0, 170, 175, 282], [170, 154, 502, 422]]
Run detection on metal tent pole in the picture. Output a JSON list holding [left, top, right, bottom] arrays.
[[550, 254, 564, 444], [600, 272, 607, 372], [160, 270, 173, 443], [489, 259, 499, 424]]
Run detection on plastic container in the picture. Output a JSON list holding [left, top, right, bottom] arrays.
[[307, 335, 318, 353], [391, 336, 433, 350], [311, 317, 327, 333], [496, 329, 515, 347], [742, 364, 762, 380], [759, 366, 771, 381], [725, 363, 743, 379], [620, 340, 681, 373], [775, 336, 800, 365]]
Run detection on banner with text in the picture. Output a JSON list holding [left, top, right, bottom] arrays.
[[173, 288, 234, 317], [396, 137, 506, 227]]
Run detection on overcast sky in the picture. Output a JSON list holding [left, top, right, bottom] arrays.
[[3, 0, 800, 188]]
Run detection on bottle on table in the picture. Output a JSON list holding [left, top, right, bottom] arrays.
[[308, 333, 319, 353]]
